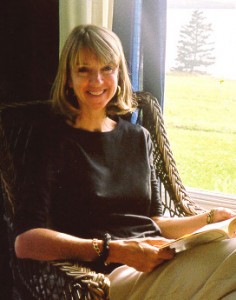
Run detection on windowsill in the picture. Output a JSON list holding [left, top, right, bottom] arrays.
[[187, 187, 236, 211]]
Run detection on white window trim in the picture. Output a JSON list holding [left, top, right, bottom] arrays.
[[187, 187, 236, 211]]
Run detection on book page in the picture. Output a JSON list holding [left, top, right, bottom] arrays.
[[165, 230, 228, 253], [195, 216, 236, 237], [161, 216, 236, 253]]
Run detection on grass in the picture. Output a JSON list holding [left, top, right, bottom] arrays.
[[164, 72, 236, 195]]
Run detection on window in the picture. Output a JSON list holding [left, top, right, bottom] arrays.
[[164, 1, 236, 200]]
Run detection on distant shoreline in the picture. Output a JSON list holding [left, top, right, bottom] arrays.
[[167, 0, 236, 9]]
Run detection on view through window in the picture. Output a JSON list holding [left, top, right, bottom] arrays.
[[164, 0, 236, 196]]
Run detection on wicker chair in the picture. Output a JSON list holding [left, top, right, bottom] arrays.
[[0, 91, 205, 299]]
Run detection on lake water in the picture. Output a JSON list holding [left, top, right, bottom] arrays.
[[166, 9, 236, 79]]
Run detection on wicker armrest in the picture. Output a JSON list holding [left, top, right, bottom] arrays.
[[15, 259, 110, 300]]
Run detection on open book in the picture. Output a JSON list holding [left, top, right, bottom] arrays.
[[161, 216, 236, 253]]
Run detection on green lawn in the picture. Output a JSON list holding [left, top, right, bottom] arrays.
[[164, 73, 236, 195]]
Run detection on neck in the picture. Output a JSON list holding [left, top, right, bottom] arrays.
[[73, 113, 116, 132]]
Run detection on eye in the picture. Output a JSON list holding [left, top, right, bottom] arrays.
[[77, 67, 89, 73], [102, 65, 114, 73]]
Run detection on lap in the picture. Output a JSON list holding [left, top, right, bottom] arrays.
[[108, 239, 236, 300]]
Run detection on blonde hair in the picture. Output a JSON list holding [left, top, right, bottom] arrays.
[[51, 24, 136, 121]]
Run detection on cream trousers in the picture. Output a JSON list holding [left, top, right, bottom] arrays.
[[108, 239, 236, 300]]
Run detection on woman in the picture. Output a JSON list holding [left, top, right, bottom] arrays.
[[14, 25, 236, 299]]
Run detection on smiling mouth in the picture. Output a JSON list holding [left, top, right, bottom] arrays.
[[88, 90, 105, 96]]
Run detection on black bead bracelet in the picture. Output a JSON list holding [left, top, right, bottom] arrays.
[[101, 233, 111, 265]]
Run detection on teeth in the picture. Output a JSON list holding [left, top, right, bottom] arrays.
[[89, 91, 104, 96]]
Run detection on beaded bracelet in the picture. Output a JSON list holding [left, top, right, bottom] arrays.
[[92, 234, 111, 265], [101, 233, 111, 265], [207, 209, 214, 224]]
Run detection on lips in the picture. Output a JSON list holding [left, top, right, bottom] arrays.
[[88, 90, 105, 96]]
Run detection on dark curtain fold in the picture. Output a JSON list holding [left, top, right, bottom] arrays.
[[113, 0, 167, 108]]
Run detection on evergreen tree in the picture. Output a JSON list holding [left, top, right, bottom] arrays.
[[174, 10, 215, 73]]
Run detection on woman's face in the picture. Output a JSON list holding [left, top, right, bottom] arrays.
[[69, 48, 119, 114]]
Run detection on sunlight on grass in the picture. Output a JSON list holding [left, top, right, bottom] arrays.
[[164, 73, 236, 194]]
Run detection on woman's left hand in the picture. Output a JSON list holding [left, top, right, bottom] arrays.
[[211, 207, 236, 223]]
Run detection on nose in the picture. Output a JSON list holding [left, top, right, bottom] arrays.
[[89, 71, 103, 84]]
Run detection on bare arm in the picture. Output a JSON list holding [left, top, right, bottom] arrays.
[[15, 208, 235, 272], [152, 207, 236, 239], [15, 228, 175, 272], [15, 228, 100, 261]]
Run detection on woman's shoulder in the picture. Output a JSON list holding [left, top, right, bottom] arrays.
[[119, 116, 150, 136]]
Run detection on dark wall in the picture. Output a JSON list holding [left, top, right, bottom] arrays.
[[0, 1, 59, 297], [0, 0, 59, 103]]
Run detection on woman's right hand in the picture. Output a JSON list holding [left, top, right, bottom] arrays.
[[108, 237, 175, 272]]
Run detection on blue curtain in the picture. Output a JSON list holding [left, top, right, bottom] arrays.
[[112, 0, 167, 108]]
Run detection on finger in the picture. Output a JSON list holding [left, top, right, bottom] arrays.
[[146, 237, 174, 247], [158, 247, 175, 259]]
